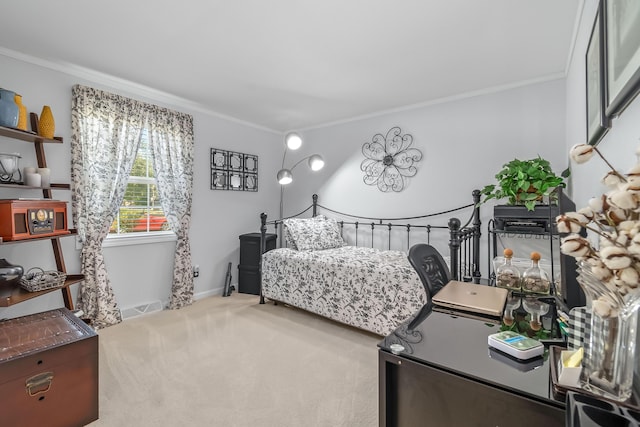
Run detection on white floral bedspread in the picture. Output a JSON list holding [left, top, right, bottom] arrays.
[[261, 246, 427, 336]]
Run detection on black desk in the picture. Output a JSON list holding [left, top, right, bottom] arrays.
[[378, 303, 565, 427]]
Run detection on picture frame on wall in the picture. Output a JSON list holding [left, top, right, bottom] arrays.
[[210, 148, 258, 191], [586, 2, 610, 146], [604, 0, 640, 117]]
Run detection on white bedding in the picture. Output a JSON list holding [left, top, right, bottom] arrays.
[[261, 246, 427, 335]]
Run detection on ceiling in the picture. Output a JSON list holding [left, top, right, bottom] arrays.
[[0, 1, 582, 132]]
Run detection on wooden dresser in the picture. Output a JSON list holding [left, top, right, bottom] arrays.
[[0, 308, 99, 427]]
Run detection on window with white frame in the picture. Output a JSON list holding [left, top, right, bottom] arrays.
[[109, 131, 168, 235]]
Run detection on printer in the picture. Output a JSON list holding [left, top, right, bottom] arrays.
[[493, 204, 559, 233]]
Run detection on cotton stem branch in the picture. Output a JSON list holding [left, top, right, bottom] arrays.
[[594, 146, 627, 182]]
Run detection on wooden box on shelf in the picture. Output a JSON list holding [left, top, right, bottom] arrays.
[[0, 199, 69, 241], [0, 308, 99, 427]]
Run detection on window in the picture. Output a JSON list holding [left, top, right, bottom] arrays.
[[109, 131, 169, 235]]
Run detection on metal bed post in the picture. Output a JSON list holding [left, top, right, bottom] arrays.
[[259, 212, 267, 304], [406, 225, 411, 251], [371, 223, 375, 248], [448, 217, 461, 281], [312, 194, 318, 217], [471, 189, 482, 283]]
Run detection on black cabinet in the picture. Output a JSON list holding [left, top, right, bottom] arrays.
[[238, 233, 276, 295]]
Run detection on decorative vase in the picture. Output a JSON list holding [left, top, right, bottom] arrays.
[[14, 94, 27, 131], [38, 105, 55, 139], [0, 89, 19, 128], [576, 263, 640, 402], [0, 258, 24, 286]]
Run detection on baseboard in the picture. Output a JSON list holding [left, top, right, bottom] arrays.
[[120, 283, 239, 320], [193, 282, 239, 300]]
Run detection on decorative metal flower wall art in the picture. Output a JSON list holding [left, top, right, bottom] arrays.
[[360, 126, 423, 192]]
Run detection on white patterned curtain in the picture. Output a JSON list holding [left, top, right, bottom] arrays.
[[71, 84, 145, 329], [147, 108, 194, 309]]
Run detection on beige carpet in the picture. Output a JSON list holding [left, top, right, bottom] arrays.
[[89, 294, 380, 426]]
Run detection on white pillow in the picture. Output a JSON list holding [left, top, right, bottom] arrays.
[[283, 216, 345, 251]]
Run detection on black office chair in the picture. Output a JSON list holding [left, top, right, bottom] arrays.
[[408, 243, 451, 298]]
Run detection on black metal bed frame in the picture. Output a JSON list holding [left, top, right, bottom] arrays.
[[259, 190, 482, 302]]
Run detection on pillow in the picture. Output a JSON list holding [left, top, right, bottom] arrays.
[[282, 215, 327, 249], [283, 216, 345, 251], [283, 227, 298, 250]]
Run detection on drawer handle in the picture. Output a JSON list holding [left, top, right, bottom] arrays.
[[25, 372, 54, 397]]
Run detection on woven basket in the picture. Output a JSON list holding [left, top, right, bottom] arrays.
[[19, 268, 66, 292]]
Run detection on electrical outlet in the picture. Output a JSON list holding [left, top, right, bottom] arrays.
[[193, 265, 200, 278]]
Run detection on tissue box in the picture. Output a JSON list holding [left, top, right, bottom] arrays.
[[557, 350, 582, 387]]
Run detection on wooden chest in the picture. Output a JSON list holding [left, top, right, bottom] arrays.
[[0, 308, 98, 427]]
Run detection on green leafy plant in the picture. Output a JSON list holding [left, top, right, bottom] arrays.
[[480, 157, 567, 211]]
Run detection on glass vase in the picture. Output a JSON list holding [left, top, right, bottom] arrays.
[[495, 248, 521, 291], [576, 262, 640, 402], [521, 251, 551, 294]]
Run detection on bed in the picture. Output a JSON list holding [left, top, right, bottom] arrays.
[[258, 191, 482, 336]]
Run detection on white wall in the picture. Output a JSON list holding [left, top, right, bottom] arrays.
[[565, 0, 640, 206], [0, 53, 282, 319], [283, 78, 568, 272]]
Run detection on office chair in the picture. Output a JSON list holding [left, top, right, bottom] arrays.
[[408, 243, 451, 298]]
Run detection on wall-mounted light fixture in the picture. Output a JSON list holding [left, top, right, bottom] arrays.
[[277, 132, 325, 219]]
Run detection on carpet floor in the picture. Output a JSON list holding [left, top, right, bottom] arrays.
[[88, 293, 380, 426]]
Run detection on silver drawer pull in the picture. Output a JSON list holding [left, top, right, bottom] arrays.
[[25, 371, 54, 397]]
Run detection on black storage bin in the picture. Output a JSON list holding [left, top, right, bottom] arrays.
[[238, 233, 276, 295]]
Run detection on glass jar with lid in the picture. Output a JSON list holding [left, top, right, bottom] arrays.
[[522, 251, 551, 294], [495, 248, 521, 291]]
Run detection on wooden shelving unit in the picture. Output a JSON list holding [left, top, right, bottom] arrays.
[[0, 125, 63, 144], [0, 274, 84, 307], [0, 229, 78, 245], [0, 119, 82, 309], [0, 182, 70, 190]]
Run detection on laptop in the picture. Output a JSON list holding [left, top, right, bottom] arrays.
[[432, 280, 509, 317]]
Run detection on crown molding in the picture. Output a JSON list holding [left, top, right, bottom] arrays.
[[300, 73, 566, 131], [0, 47, 279, 134]]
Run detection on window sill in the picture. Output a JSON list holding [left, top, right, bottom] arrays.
[[103, 231, 176, 248]]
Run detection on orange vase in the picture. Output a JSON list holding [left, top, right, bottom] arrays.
[[14, 94, 27, 131], [38, 105, 55, 139]]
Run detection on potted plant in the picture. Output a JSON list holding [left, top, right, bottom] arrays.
[[480, 157, 567, 211]]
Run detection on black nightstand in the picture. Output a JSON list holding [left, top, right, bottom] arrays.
[[238, 233, 277, 295]]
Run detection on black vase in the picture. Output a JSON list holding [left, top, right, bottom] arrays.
[[0, 258, 24, 285]]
